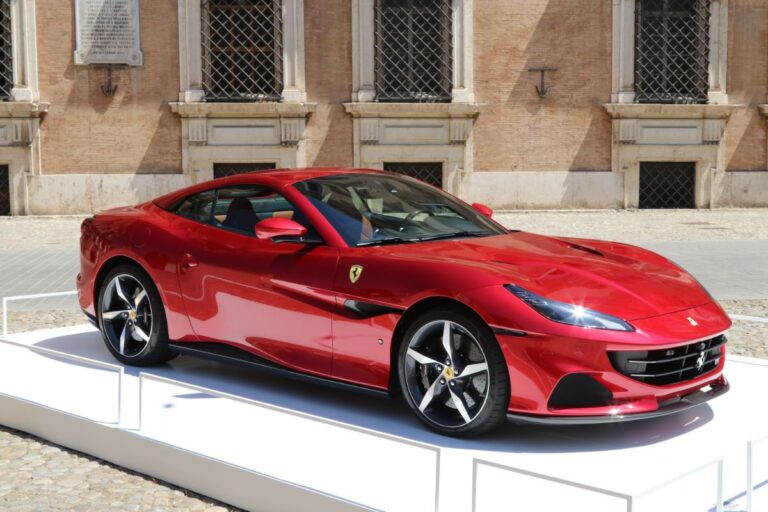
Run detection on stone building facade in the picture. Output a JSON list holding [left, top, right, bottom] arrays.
[[0, 0, 767, 215]]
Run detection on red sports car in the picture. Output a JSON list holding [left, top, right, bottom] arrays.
[[77, 168, 730, 437]]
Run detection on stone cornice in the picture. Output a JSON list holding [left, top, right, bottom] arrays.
[[603, 103, 743, 119], [343, 102, 481, 118], [169, 102, 316, 118], [0, 101, 50, 118]]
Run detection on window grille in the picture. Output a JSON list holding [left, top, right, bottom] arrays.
[[201, 0, 283, 102], [0, 0, 12, 101], [635, 0, 710, 104], [0, 165, 10, 215], [375, 0, 453, 103], [213, 162, 276, 179], [639, 162, 696, 209], [384, 162, 443, 188]]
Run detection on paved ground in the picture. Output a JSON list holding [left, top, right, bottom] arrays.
[[0, 210, 767, 511]]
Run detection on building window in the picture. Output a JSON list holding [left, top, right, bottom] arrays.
[[639, 162, 696, 209], [374, 0, 452, 103], [0, 0, 12, 101], [384, 162, 443, 188], [634, 0, 710, 104], [213, 162, 276, 179], [0, 165, 9, 215], [201, 0, 284, 102]]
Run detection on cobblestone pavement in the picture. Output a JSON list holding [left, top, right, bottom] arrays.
[[0, 427, 242, 512], [494, 208, 768, 242], [1, 211, 768, 511]]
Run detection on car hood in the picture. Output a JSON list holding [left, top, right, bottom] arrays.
[[384, 232, 713, 321]]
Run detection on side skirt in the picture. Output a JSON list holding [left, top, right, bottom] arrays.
[[168, 342, 391, 399]]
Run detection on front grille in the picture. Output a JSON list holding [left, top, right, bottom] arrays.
[[609, 335, 726, 386]]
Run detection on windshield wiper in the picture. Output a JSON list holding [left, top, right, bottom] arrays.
[[356, 237, 418, 247], [416, 231, 493, 242]]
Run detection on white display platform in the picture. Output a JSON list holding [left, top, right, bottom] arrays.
[[1, 324, 767, 512]]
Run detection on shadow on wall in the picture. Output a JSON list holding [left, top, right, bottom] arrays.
[[492, 0, 613, 209]]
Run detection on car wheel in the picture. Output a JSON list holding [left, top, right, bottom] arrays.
[[398, 307, 510, 437], [97, 264, 176, 366]]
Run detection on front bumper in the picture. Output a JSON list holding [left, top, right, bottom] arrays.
[[507, 379, 729, 425]]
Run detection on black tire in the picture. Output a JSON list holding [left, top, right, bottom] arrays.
[[97, 264, 176, 366], [397, 307, 510, 437]]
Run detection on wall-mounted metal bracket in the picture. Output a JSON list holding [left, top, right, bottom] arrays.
[[528, 67, 558, 98], [101, 66, 118, 97]]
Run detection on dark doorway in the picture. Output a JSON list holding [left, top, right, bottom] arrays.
[[383, 162, 444, 188], [639, 162, 696, 209], [213, 162, 276, 179], [0, 165, 9, 215]]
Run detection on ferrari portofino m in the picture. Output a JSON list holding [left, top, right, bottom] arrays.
[[77, 168, 730, 437]]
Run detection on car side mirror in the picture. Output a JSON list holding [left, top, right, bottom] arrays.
[[255, 218, 308, 241], [471, 202, 493, 218]]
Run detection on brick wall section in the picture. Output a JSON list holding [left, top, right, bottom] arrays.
[[473, 0, 612, 173], [37, 0, 181, 174], [723, 0, 768, 172], [303, 0, 354, 168]]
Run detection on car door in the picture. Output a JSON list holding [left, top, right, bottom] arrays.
[[175, 184, 338, 376]]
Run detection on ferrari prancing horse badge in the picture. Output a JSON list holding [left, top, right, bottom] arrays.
[[349, 265, 364, 284]]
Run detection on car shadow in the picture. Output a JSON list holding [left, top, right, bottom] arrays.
[[31, 329, 714, 454]]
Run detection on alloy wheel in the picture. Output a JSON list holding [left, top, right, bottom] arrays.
[[403, 320, 490, 428], [100, 274, 153, 357]]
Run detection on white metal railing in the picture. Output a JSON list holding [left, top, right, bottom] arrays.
[[472, 457, 724, 512], [748, 434, 768, 512], [0, 336, 123, 424], [2, 290, 79, 336], [138, 372, 440, 512]]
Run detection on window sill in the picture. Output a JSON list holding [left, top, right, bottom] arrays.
[[756, 105, 768, 117], [603, 103, 743, 120], [343, 102, 481, 119], [169, 102, 317, 118], [0, 101, 50, 118]]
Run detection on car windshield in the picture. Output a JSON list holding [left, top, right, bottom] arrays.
[[293, 174, 506, 246]]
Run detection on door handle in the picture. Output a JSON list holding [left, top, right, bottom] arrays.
[[180, 253, 199, 270]]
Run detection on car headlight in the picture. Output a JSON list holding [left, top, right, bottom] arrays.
[[505, 284, 634, 332]]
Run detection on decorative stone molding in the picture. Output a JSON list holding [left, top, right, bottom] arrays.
[[604, 102, 742, 209], [343, 102, 481, 119], [344, 102, 480, 194], [604, 103, 741, 119], [611, 0, 729, 105], [0, 101, 48, 215], [177, 0, 306, 102], [170, 102, 315, 179], [169, 102, 316, 119], [10, 0, 40, 102], [351, 0, 474, 103]]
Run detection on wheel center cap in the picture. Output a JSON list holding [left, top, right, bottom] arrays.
[[129, 310, 137, 321], [444, 367, 454, 380]]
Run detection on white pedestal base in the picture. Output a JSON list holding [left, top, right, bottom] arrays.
[[1, 325, 766, 512]]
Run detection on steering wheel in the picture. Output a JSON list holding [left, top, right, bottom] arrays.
[[397, 209, 433, 232]]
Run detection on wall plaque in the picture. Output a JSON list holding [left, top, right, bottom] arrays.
[[74, 0, 143, 66]]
